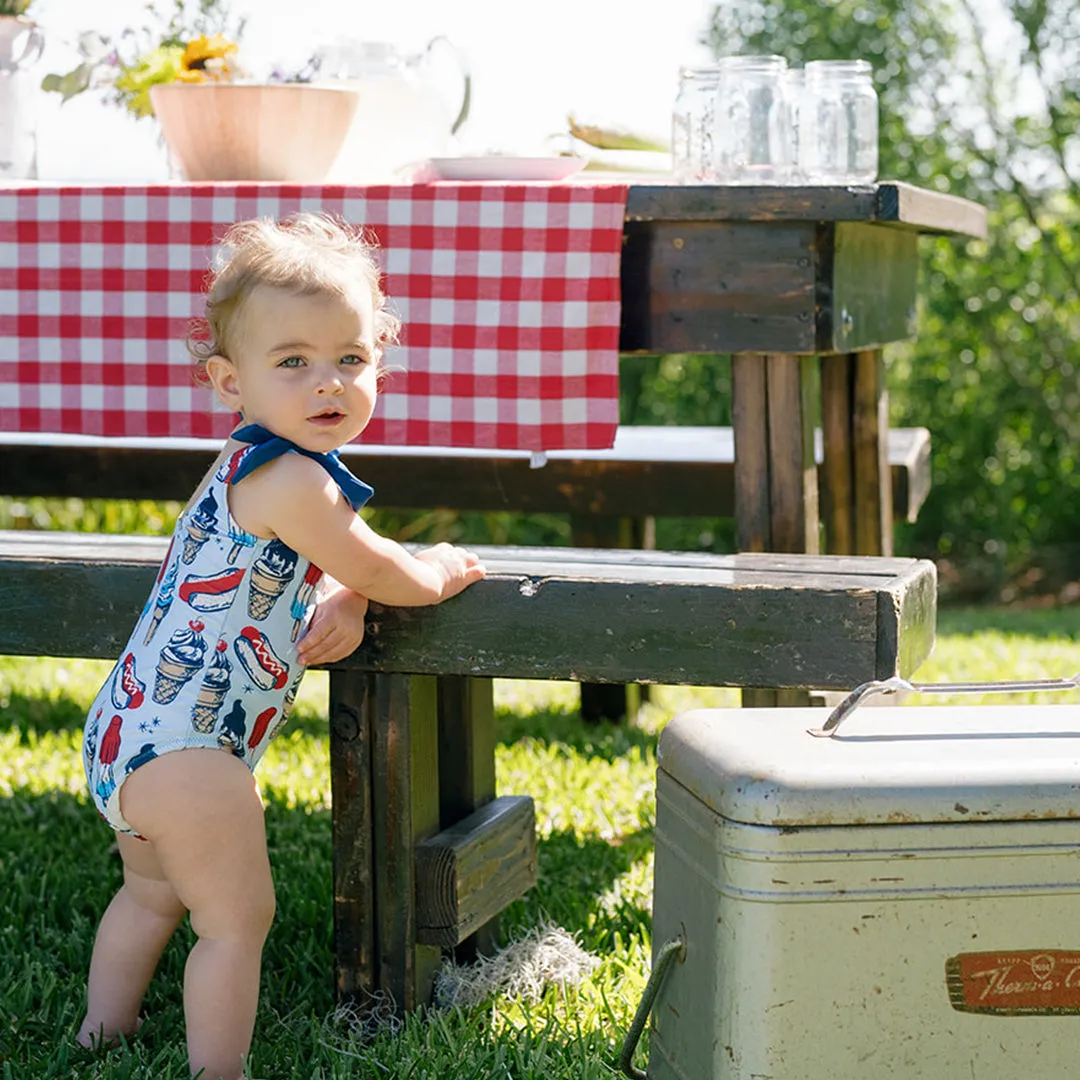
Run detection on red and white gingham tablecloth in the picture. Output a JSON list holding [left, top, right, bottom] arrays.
[[0, 181, 629, 450]]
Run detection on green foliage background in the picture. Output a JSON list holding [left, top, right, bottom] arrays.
[[702, 0, 1080, 594]]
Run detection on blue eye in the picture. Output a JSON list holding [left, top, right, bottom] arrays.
[[340, 354, 367, 366], [279, 355, 305, 368]]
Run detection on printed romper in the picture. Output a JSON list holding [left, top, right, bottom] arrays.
[[83, 426, 373, 834]]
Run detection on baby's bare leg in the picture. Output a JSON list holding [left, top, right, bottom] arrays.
[[120, 748, 275, 1080], [78, 832, 187, 1048]]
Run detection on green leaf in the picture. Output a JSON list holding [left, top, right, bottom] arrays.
[[39, 64, 95, 103]]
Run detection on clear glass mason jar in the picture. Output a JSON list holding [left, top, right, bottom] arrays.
[[800, 59, 878, 184], [784, 67, 806, 183], [712, 54, 794, 185], [671, 66, 721, 183]]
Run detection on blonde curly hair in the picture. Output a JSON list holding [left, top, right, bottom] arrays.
[[188, 212, 401, 385]]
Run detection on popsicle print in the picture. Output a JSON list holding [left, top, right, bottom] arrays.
[[290, 564, 324, 641]]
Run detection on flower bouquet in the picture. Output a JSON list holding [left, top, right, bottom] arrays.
[[41, 0, 245, 118]]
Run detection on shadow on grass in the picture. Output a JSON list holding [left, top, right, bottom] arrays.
[[495, 701, 657, 764], [0, 687, 93, 738]]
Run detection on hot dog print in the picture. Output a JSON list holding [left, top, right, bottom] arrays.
[[111, 652, 146, 711], [232, 625, 289, 691], [179, 566, 246, 613]]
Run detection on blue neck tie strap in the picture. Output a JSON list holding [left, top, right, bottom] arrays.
[[228, 423, 375, 511]]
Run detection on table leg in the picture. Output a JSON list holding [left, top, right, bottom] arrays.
[[437, 675, 499, 960], [732, 355, 771, 553], [733, 353, 819, 707], [820, 349, 893, 557]]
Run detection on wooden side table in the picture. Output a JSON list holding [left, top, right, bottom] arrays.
[[617, 181, 987, 705]]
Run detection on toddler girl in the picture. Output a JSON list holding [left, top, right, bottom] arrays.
[[77, 212, 485, 1080]]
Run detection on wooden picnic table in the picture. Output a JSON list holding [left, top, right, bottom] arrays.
[[0, 178, 985, 567], [616, 181, 986, 708], [0, 178, 985, 1010], [620, 181, 986, 558]]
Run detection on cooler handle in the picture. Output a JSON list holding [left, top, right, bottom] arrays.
[[618, 934, 685, 1079], [810, 673, 1080, 738]]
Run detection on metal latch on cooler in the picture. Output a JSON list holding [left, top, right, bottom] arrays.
[[810, 673, 1080, 738]]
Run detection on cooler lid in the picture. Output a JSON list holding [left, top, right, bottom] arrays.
[[657, 704, 1080, 827]]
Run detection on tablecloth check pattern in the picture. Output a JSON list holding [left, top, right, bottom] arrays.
[[0, 182, 629, 450]]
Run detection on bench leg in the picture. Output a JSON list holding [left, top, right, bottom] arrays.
[[371, 673, 442, 1014], [329, 670, 376, 1003], [331, 672, 443, 1014], [570, 513, 635, 723], [437, 675, 500, 960], [733, 353, 818, 708]]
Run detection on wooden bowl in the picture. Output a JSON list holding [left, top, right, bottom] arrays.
[[150, 83, 361, 182]]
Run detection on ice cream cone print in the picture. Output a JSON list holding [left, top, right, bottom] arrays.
[[182, 490, 219, 564], [217, 699, 246, 757], [247, 540, 297, 620], [152, 620, 207, 705], [291, 564, 324, 641], [191, 641, 232, 732]]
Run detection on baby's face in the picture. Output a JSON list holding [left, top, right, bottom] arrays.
[[212, 283, 379, 452]]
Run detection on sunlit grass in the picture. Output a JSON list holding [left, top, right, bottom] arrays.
[[2, 607, 1080, 1075]]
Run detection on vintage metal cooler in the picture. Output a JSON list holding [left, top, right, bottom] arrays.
[[648, 702, 1080, 1079]]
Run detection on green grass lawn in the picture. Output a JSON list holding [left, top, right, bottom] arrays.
[[2, 606, 1080, 1078]]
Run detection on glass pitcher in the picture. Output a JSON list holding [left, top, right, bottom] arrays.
[[0, 16, 44, 180], [316, 36, 471, 181]]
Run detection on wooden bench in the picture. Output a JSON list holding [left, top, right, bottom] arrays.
[[0, 529, 937, 1011], [0, 426, 931, 524], [0, 425, 931, 719]]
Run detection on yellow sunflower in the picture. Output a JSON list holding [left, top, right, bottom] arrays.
[[175, 34, 239, 83]]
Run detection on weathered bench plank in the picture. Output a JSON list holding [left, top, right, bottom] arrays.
[[0, 426, 931, 524], [0, 531, 936, 689], [415, 795, 537, 949]]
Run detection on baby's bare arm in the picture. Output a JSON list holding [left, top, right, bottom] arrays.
[[229, 454, 485, 606]]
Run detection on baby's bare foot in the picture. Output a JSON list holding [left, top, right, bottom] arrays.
[[76, 1016, 142, 1050]]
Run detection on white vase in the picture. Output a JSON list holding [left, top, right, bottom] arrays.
[[0, 15, 43, 180]]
